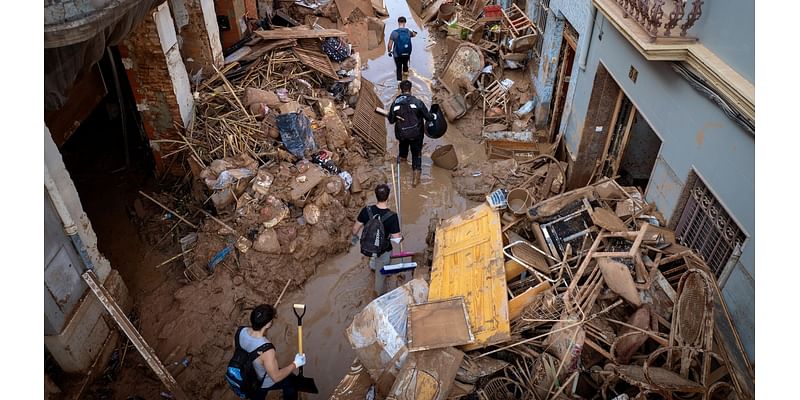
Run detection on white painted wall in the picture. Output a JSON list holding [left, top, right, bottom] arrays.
[[200, 0, 224, 67], [154, 1, 194, 126]]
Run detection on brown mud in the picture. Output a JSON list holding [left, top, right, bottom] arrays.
[[83, 1, 490, 399], [264, 1, 487, 398]]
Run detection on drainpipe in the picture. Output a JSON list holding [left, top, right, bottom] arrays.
[[45, 165, 95, 271], [578, 5, 598, 71]]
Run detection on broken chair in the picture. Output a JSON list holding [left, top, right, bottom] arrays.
[[501, 3, 535, 38]]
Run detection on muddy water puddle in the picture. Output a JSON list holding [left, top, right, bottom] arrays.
[[268, 0, 485, 397]]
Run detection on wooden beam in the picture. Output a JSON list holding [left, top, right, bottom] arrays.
[[254, 28, 348, 40], [82, 270, 188, 399]]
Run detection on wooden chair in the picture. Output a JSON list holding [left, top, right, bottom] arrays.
[[501, 4, 534, 38]]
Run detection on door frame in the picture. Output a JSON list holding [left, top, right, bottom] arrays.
[[547, 26, 578, 142]]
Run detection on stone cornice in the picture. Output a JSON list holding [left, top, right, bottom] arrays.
[[593, 0, 755, 128]]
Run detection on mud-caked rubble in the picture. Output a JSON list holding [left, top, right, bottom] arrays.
[[335, 177, 754, 400], [126, 7, 398, 396]]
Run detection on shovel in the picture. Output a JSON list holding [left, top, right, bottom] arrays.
[[292, 304, 319, 394]]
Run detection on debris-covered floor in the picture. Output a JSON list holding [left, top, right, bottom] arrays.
[[63, 0, 755, 399]]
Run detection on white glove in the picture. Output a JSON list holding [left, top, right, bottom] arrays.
[[293, 353, 306, 368]]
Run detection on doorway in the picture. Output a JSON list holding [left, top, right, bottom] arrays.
[[548, 21, 578, 142], [597, 90, 662, 192]]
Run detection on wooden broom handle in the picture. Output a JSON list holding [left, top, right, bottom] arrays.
[[297, 325, 303, 353]]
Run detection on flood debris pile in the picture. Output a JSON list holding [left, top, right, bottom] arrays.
[[418, 1, 543, 141], [143, 13, 397, 288], [333, 179, 754, 400], [126, 13, 395, 398]]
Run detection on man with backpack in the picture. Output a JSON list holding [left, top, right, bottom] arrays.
[[388, 80, 434, 187], [225, 304, 306, 399], [351, 184, 402, 295], [387, 16, 417, 81]]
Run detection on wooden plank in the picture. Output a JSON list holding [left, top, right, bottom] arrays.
[[505, 259, 526, 281], [82, 270, 188, 399], [254, 28, 348, 40], [429, 204, 510, 350], [508, 282, 551, 320], [408, 298, 474, 352]]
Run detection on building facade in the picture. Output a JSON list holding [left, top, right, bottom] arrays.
[[547, 0, 755, 362], [44, 0, 228, 391]]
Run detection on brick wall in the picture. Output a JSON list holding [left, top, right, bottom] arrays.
[[169, 0, 223, 77], [120, 12, 184, 173]]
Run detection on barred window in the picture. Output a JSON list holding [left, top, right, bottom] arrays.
[[672, 172, 746, 278]]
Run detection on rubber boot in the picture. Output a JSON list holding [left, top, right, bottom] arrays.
[[412, 170, 421, 187]]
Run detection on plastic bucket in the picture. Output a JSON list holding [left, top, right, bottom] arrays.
[[431, 145, 459, 170], [507, 188, 533, 214], [439, 3, 456, 21]]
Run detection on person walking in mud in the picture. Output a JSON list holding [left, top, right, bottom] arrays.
[[387, 16, 417, 81], [231, 304, 306, 400], [351, 184, 402, 296], [388, 80, 433, 187]]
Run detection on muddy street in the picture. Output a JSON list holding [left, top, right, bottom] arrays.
[[266, 1, 483, 397]]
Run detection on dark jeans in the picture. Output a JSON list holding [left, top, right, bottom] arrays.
[[253, 374, 298, 400], [398, 135, 423, 170], [394, 54, 410, 81]]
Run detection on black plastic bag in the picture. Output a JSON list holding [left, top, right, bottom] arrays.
[[425, 103, 448, 139], [276, 112, 317, 159]]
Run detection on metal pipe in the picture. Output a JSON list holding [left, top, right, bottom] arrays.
[[578, 5, 598, 71], [45, 165, 95, 271]]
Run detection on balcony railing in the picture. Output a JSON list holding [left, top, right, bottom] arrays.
[[614, 0, 704, 42]]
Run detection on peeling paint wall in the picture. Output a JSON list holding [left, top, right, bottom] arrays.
[[562, 12, 755, 360], [120, 1, 193, 173], [530, 0, 592, 129], [532, 13, 563, 128], [168, 0, 224, 77], [45, 126, 132, 372]]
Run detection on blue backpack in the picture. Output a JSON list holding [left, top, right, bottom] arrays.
[[394, 28, 412, 56]]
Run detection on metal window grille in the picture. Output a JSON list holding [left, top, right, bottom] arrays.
[[673, 173, 746, 277], [528, 0, 550, 65]]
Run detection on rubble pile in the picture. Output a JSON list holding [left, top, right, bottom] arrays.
[[142, 10, 396, 288], [422, 1, 542, 140], [335, 179, 754, 400], [124, 10, 395, 397]]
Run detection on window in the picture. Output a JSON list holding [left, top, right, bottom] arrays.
[[672, 172, 746, 278]]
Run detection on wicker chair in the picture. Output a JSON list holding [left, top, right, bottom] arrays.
[[613, 268, 728, 399]]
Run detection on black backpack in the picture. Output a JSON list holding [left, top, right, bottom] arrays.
[[425, 103, 448, 139], [225, 327, 275, 398], [393, 97, 422, 140], [360, 207, 395, 257]]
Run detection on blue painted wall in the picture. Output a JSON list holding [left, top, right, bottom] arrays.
[[562, 12, 755, 361], [529, 0, 593, 126], [690, 0, 755, 83]]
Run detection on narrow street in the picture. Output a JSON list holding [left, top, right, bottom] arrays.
[[42, 0, 756, 398], [266, 1, 483, 396]]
